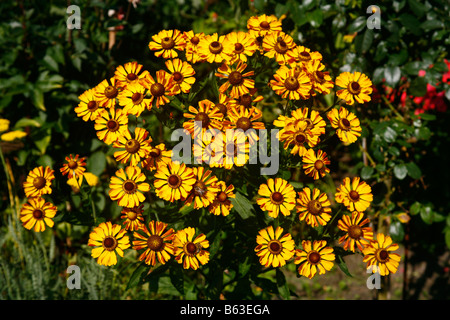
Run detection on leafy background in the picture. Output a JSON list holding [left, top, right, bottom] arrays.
[[0, 0, 449, 300]]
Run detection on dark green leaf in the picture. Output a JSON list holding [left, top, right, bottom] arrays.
[[169, 265, 185, 295], [410, 202, 421, 215], [409, 76, 428, 97], [230, 192, 255, 220], [393, 163, 408, 180], [276, 269, 290, 300], [384, 66, 401, 87], [126, 262, 150, 290], [420, 205, 434, 224], [361, 166, 374, 180], [336, 253, 352, 277], [348, 16, 367, 33], [406, 162, 422, 179], [87, 151, 106, 176], [445, 229, 450, 249], [399, 13, 422, 36]]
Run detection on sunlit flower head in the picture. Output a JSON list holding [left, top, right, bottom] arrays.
[[183, 30, 206, 64], [335, 176, 373, 212], [286, 45, 323, 65], [23, 166, 55, 198], [183, 167, 220, 210], [109, 166, 150, 208], [165, 58, 196, 94], [296, 187, 332, 227], [256, 178, 296, 218], [215, 61, 255, 99], [60, 154, 87, 179], [183, 99, 224, 137], [94, 77, 121, 109], [114, 61, 149, 88], [74, 88, 103, 121], [279, 120, 319, 157], [327, 107, 362, 144], [336, 71, 373, 105], [117, 82, 152, 117], [262, 31, 296, 65], [113, 127, 152, 166], [225, 31, 258, 63], [255, 226, 295, 268], [153, 161, 196, 203], [338, 211, 374, 252], [270, 64, 312, 100], [294, 240, 335, 279], [173, 227, 210, 270], [94, 108, 129, 145], [197, 33, 234, 64], [208, 181, 235, 216], [302, 149, 330, 180], [139, 70, 174, 108], [303, 59, 334, 95], [148, 29, 186, 59], [20, 197, 57, 232], [225, 105, 265, 145], [141, 143, 172, 172], [120, 205, 145, 231], [247, 14, 282, 37], [363, 233, 401, 276]]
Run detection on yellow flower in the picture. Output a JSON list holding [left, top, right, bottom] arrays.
[[133, 220, 175, 266], [296, 187, 332, 227], [1, 130, 27, 141], [94, 108, 129, 145], [20, 197, 57, 232], [279, 120, 319, 157], [262, 31, 296, 65], [225, 31, 258, 63], [255, 226, 295, 268], [23, 166, 55, 198], [113, 127, 153, 166], [336, 71, 373, 105], [74, 88, 103, 121], [165, 58, 196, 94], [60, 154, 86, 179], [215, 61, 255, 99], [286, 45, 323, 65], [183, 99, 224, 137], [153, 161, 196, 202], [173, 227, 210, 270], [117, 82, 152, 117], [183, 30, 206, 64], [114, 61, 149, 88], [294, 240, 335, 279], [273, 107, 326, 138], [335, 176, 373, 212], [269, 64, 312, 100], [88, 221, 130, 267], [247, 14, 282, 37], [227, 88, 263, 110], [148, 29, 186, 59], [225, 105, 265, 145], [139, 70, 174, 108], [302, 149, 331, 180], [0, 119, 10, 132], [327, 107, 362, 144], [303, 59, 334, 95], [183, 167, 220, 210], [120, 205, 145, 231], [338, 211, 374, 252], [197, 33, 234, 64], [109, 166, 150, 208], [94, 77, 121, 109], [141, 143, 172, 171], [256, 178, 296, 218], [208, 181, 235, 216], [363, 233, 401, 276]]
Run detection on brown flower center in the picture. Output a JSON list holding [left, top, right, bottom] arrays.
[[32, 209, 44, 219], [259, 21, 270, 30], [193, 181, 207, 196], [107, 119, 120, 132], [123, 180, 137, 194], [295, 132, 307, 144], [307, 200, 323, 215], [172, 72, 184, 83], [284, 76, 300, 91], [32, 176, 46, 190], [268, 240, 282, 254], [348, 81, 361, 95], [271, 191, 284, 204], [299, 51, 311, 61], [228, 71, 244, 86], [377, 249, 389, 262], [185, 242, 199, 255], [217, 191, 228, 202], [239, 94, 252, 108], [314, 160, 324, 170], [125, 139, 141, 154], [215, 103, 227, 115], [87, 100, 98, 111], [338, 118, 351, 131], [234, 43, 245, 54], [126, 209, 138, 221], [127, 73, 137, 81], [161, 36, 175, 50], [68, 160, 78, 170], [209, 41, 223, 54], [168, 174, 181, 188], [149, 148, 161, 158], [147, 235, 165, 252], [314, 71, 325, 83], [194, 112, 210, 128], [190, 36, 200, 45], [348, 225, 363, 239], [349, 190, 360, 201], [102, 236, 118, 251], [104, 85, 118, 99], [274, 39, 289, 54], [150, 83, 165, 97], [236, 117, 252, 131], [308, 251, 321, 264], [131, 92, 144, 105]]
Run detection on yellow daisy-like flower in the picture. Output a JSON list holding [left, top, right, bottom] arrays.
[[294, 240, 335, 279], [208, 181, 235, 216], [117, 82, 152, 117], [296, 187, 332, 227], [335, 176, 373, 212], [262, 31, 296, 65], [183, 167, 220, 210], [23, 166, 55, 198], [173, 227, 210, 270], [269, 64, 312, 100], [139, 70, 174, 108], [183, 30, 206, 64], [109, 166, 150, 208], [114, 61, 149, 88], [338, 211, 374, 252], [225, 105, 265, 145], [279, 120, 319, 157], [113, 127, 152, 166], [336, 71, 373, 105], [94, 77, 121, 109], [327, 107, 362, 144], [256, 178, 296, 218], [74, 88, 103, 121], [20, 197, 57, 232], [141, 143, 172, 171], [197, 33, 234, 64], [221, 130, 250, 169], [87, 221, 130, 267], [94, 108, 129, 145], [286, 45, 323, 65], [304, 59, 334, 95], [226, 31, 258, 63], [60, 154, 86, 179], [212, 93, 233, 118], [215, 60, 255, 99], [274, 107, 326, 138], [165, 58, 196, 94], [254, 226, 295, 268], [363, 233, 401, 276], [132, 220, 175, 266], [120, 205, 145, 231], [148, 29, 186, 59], [247, 14, 282, 37], [153, 161, 196, 202], [1, 130, 27, 142], [183, 99, 224, 137], [227, 88, 264, 110], [302, 149, 331, 180]]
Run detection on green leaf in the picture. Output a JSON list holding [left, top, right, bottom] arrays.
[[389, 221, 405, 243], [87, 151, 106, 176], [406, 162, 422, 179], [384, 66, 401, 87], [409, 77, 427, 97], [420, 205, 434, 224], [399, 13, 422, 36], [126, 262, 150, 290], [383, 126, 398, 143], [393, 163, 408, 180], [404, 61, 426, 76], [420, 19, 444, 32], [348, 16, 367, 33], [308, 9, 323, 28], [13, 118, 41, 129], [410, 202, 421, 215], [169, 265, 185, 295], [230, 192, 255, 220], [276, 269, 290, 300], [336, 252, 352, 277], [360, 28, 374, 53], [445, 229, 450, 249], [408, 0, 427, 18], [361, 166, 374, 180]]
